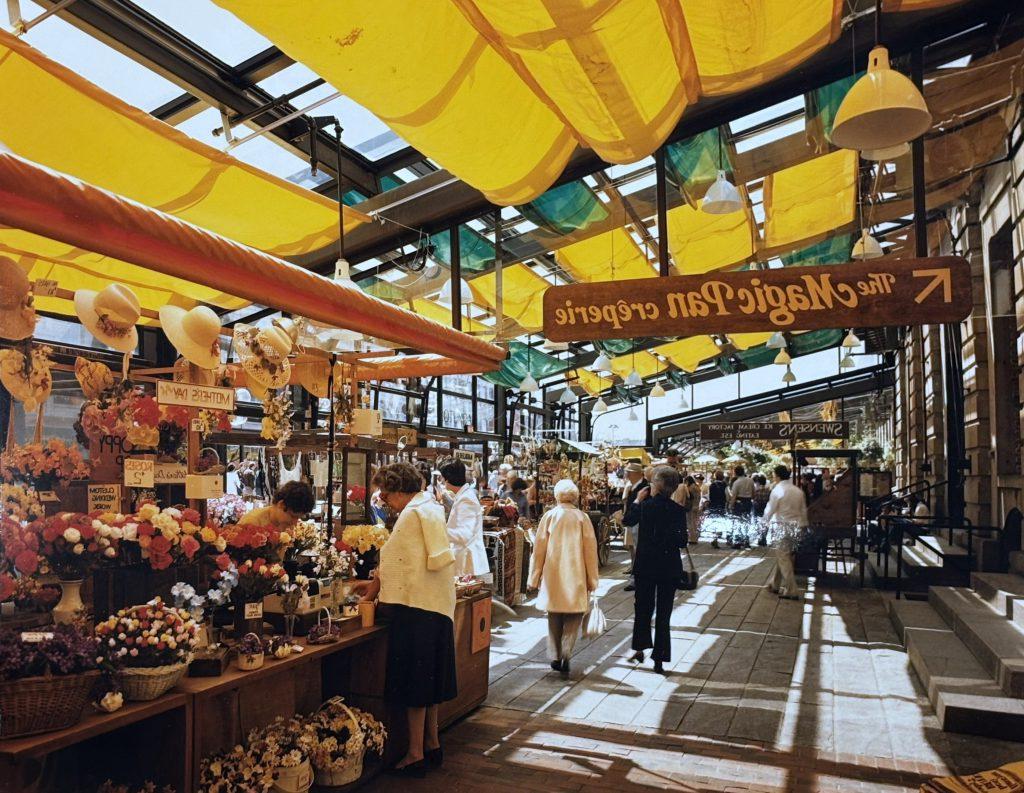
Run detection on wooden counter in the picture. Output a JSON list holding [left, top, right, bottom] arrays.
[[0, 594, 491, 793]]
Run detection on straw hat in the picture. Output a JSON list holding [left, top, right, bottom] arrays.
[[172, 356, 216, 387], [234, 324, 292, 390], [159, 305, 221, 370], [0, 258, 36, 341], [295, 360, 332, 398], [625, 462, 644, 474], [273, 316, 300, 346], [74, 284, 140, 353]]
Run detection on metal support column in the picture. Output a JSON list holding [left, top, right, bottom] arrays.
[[655, 148, 670, 277], [324, 353, 337, 538], [450, 225, 462, 332]]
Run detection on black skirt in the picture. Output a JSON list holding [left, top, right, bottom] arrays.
[[383, 603, 458, 707]]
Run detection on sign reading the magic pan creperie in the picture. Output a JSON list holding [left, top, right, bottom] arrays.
[[542, 257, 971, 342]]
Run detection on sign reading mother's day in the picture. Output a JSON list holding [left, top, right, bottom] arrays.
[[542, 257, 971, 342], [157, 380, 235, 411]]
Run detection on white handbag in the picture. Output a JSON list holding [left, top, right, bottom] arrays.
[[583, 595, 607, 638]]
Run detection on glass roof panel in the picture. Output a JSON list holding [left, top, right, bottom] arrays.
[[131, 0, 273, 64], [19, 0, 181, 110]]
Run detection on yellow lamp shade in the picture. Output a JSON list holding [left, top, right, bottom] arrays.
[[832, 46, 932, 151]]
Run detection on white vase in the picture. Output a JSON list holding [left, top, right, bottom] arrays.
[[52, 579, 84, 624]]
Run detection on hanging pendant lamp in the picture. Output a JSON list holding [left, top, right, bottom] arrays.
[[437, 276, 472, 306], [774, 348, 792, 366], [628, 407, 638, 421], [593, 398, 608, 414], [592, 351, 612, 373], [782, 366, 796, 384], [766, 331, 786, 349], [678, 390, 689, 409], [518, 373, 538, 393], [625, 369, 643, 387], [832, 46, 932, 151], [702, 170, 743, 215], [852, 228, 884, 260], [840, 354, 856, 370], [842, 330, 861, 349], [559, 388, 577, 404], [650, 382, 666, 398], [862, 142, 910, 161]]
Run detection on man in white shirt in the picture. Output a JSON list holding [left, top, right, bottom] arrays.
[[762, 464, 809, 599]]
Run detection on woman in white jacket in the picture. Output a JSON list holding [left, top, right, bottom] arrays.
[[440, 459, 491, 581], [528, 479, 600, 674]]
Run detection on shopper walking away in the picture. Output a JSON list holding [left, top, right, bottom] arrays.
[[752, 473, 770, 545], [625, 465, 687, 674], [440, 459, 491, 582], [706, 470, 728, 548], [351, 463, 457, 778], [527, 479, 600, 675], [762, 465, 809, 600], [620, 462, 649, 592], [728, 465, 755, 548], [680, 475, 700, 544]]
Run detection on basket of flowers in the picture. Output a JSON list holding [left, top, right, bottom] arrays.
[[0, 624, 101, 738], [309, 696, 387, 787], [306, 608, 341, 645], [96, 597, 200, 701], [235, 632, 266, 671]]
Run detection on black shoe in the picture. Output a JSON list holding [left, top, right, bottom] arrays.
[[711, 539, 720, 549], [630, 650, 645, 663], [385, 760, 428, 778], [426, 747, 443, 768], [550, 659, 562, 671], [560, 658, 570, 674], [624, 583, 635, 592], [653, 660, 666, 675]]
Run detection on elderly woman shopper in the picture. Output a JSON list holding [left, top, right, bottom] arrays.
[[528, 479, 600, 674], [351, 463, 456, 778], [625, 465, 687, 675]]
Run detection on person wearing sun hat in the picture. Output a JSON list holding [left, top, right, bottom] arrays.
[[0, 258, 37, 341], [74, 283, 140, 353], [159, 305, 222, 370], [233, 323, 292, 392]]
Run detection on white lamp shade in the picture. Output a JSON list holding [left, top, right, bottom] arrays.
[[628, 408, 638, 421], [852, 229, 884, 260], [840, 354, 855, 369], [831, 46, 932, 151], [861, 142, 910, 161], [593, 398, 608, 414], [559, 388, 577, 404], [592, 352, 612, 373], [782, 367, 796, 384], [334, 257, 352, 281], [702, 170, 743, 215], [766, 331, 786, 349], [650, 382, 666, 398], [625, 368, 643, 387], [678, 392, 689, 409], [437, 277, 472, 306], [842, 330, 861, 349], [773, 348, 792, 365], [518, 373, 539, 392]]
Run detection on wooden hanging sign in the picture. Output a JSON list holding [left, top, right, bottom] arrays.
[[700, 421, 850, 442], [542, 257, 971, 342], [157, 380, 235, 411]]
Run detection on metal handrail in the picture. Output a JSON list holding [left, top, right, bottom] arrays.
[[866, 478, 946, 516]]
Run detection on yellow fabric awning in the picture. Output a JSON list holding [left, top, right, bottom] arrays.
[[763, 149, 857, 250], [667, 203, 755, 274], [555, 228, 656, 283], [610, 351, 666, 381], [410, 299, 490, 335], [216, 0, 843, 205], [0, 29, 366, 316], [468, 262, 549, 332], [652, 337, 722, 372], [570, 367, 606, 397], [727, 332, 774, 351]]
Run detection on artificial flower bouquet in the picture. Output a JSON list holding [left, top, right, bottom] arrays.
[[199, 743, 277, 793], [216, 522, 292, 563], [207, 493, 250, 527], [260, 391, 292, 449], [1, 482, 43, 522], [340, 524, 390, 555], [0, 439, 89, 491], [314, 537, 352, 580], [235, 631, 267, 670], [0, 623, 102, 738], [2, 512, 121, 580], [0, 573, 60, 613], [132, 503, 209, 570]]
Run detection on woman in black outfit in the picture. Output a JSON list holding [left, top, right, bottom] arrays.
[[624, 465, 687, 675]]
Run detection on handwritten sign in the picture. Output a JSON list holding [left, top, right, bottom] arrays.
[[157, 380, 235, 411], [154, 462, 188, 484], [20, 631, 54, 643], [243, 602, 263, 619], [454, 449, 478, 465], [124, 456, 155, 488], [32, 278, 59, 297], [542, 257, 971, 342], [87, 484, 121, 513], [700, 421, 850, 442], [185, 474, 224, 500]]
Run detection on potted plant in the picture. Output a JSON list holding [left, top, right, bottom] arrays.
[[95, 597, 200, 701], [309, 697, 387, 787], [0, 624, 101, 737], [268, 635, 293, 660], [215, 554, 288, 637], [314, 537, 352, 614], [235, 632, 266, 671], [340, 524, 389, 579]]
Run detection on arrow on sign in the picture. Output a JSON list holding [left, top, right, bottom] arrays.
[[912, 268, 953, 304]]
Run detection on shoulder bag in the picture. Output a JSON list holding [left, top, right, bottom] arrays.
[[677, 546, 699, 591]]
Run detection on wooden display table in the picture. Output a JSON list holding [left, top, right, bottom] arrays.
[[0, 593, 492, 793]]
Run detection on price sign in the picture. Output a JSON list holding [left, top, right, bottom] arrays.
[[243, 602, 263, 619], [154, 462, 188, 484], [32, 279, 59, 296], [87, 484, 121, 513], [21, 631, 54, 643], [185, 474, 224, 500], [124, 457, 155, 488]]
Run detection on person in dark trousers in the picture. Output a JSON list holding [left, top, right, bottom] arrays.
[[706, 469, 728, 549], [625, 465, 687, 675], [621, 462, 650, 593]]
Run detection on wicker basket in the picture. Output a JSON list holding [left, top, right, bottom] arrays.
[[312, 698, 366, 788], [117, 659, 189, 701], [0, 670, 100, 738]]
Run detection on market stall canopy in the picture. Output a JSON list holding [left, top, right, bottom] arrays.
[[214, 0, 845, 205], [0, 29, 368, 318], [561, 439, 602, 456], [0, 152, 506, 369]]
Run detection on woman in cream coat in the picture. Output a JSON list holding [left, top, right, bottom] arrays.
[[528, 479, 600, 674]]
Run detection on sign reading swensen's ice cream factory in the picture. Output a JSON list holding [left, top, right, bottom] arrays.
[[700, 421, 850, 442], [542, 257, 971, 342]]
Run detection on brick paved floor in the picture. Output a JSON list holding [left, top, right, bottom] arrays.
[[366, 545, 1023, 792]]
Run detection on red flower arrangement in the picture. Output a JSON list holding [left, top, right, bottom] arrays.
[[346, 485, 367, 504], [216, 523, 293, 563], [3, 512, 122, 580]]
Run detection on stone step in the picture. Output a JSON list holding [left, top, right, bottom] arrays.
[[929, 586, 1024, 698], [1011, 551, 1024, 576], [913, 534, 968, 568], [888, 598, 948, 643], [905, 625, 1024, 741], [972, 572, 1024, 631]]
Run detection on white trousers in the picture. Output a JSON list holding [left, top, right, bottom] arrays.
[[770, 548, 801, 597]]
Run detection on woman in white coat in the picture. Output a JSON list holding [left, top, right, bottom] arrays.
[[439, 459, 491, 582], [528, 479, 600, 674]]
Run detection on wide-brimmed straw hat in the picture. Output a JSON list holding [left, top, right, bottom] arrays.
[[294, 359, 333, 398], [74, 284, 140, 353], [625, 462, 645, 474], [0, 258, 36, 341], [234, 324, 292, 390], [159, 305, 222, 370]]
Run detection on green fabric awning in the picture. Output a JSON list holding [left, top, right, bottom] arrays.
[[665, 128, 732, 206], [780, 234, 854, 267], [430, 226, 494, 273], [483, 341, 568, 389], [519, 180, 609, 235]]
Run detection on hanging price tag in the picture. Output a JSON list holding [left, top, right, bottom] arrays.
[[21, 631, 54, 643], [32, 279, 59, 296], [243, 602, 263, 620], [124, 457, 155, 488]]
